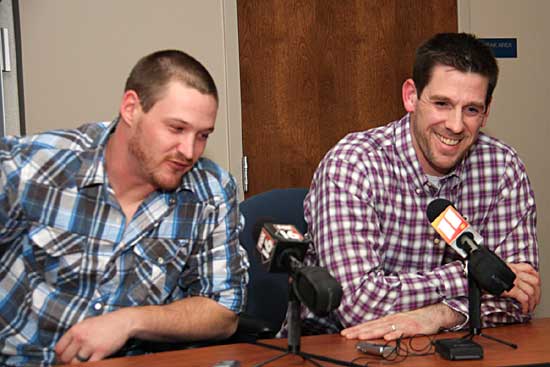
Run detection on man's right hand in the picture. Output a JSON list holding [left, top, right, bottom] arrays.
[[504, 263, 541, 314], [54, 308, 134, 364]]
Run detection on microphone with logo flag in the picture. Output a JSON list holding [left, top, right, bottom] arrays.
[[254, 218, 342, 316], [427, 198, 515, 295]]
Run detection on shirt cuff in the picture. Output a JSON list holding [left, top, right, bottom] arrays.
[[442, 297, 469, 331]]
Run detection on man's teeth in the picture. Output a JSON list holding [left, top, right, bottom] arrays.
[[437, 134, 460, 146]]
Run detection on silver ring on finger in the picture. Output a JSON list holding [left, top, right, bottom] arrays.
[[76, 354, 90, 363]]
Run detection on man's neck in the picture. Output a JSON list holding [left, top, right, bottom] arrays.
[[104, 129, 155, 222]]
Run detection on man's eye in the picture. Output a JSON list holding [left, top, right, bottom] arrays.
[[464, 106, 482, 116], [199, 133, 210, 141], [434, 101, 449, 108], [171, 126, 184, 133]]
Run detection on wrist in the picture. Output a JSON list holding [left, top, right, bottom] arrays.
[[435, 303, 466, 329], [115, 306, 145, 339]]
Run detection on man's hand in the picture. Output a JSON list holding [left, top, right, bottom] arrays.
[[341, 303, 465, 341], [54, 309, 134, 364], [504, 263, 541, 314]]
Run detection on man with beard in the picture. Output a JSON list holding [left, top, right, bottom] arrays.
[[302, 33, 540, 340], [0, 50, 248, 366]]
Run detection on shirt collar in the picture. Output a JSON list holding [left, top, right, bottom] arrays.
[[75, 119, 118, 189]]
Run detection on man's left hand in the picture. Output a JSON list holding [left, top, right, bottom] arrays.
[[341, 303, 465, 341], [54, 309, 134, 364]]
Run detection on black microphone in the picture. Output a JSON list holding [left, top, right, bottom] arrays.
[[254, 218, 343, 316], [254, 219, 309, 273], [426, 198, 516, 295]]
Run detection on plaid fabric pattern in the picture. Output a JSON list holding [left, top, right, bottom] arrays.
[[302, 114, 538, 334], [0, 121, 249, 367]]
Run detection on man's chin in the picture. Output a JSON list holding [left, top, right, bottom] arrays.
[[153, 175, 185, 191], [432, 158, 461, 175]]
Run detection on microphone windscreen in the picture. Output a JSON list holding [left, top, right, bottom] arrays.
[[469, 247, 516, 295], [427, 198, 453, 222], [293, 267, 343, 317]]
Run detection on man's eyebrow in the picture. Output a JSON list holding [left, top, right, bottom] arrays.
[[428, 95, 451, 101], [165, 119, 215, 133], [428, 95, 485, 108]]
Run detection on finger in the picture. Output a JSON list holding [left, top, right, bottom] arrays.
[[519, 264, 538, 275], [341, 320, 383, 337], [515, 270, 540, 287], [355, 323, 398, 341], [510, 287, 530, 314], [514, 275, 539, 313], [508, 263, 537, 274], [54, 333, 72, 356], [70, 345, 94, 365], [88, 350, 105, 363], [59, 340, 81, 364]]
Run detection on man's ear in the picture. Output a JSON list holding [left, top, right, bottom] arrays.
[[402, 79, 418, 113], [119, 90, 141, 126]]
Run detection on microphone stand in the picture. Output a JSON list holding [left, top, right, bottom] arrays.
[[463, 265, 517, 349], [253, 284, 363, 367]]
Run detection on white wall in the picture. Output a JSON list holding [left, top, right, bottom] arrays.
[[459, 0, 550, 317], [0, 0, 22, 136], [18, 0, 244, 198]]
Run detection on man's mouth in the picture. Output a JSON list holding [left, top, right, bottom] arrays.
[[167, 160, 191, 170], [436, 132, 460, 146]]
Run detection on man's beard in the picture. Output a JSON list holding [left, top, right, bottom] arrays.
[[128, 126, 186, 191]]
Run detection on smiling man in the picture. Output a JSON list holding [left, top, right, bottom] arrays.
[[302, 33, 540, 340], [0, 50, 248, 366]]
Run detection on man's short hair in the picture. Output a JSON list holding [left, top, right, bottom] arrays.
[[413, 32, 499, 107], [124, 50, 218, 112]]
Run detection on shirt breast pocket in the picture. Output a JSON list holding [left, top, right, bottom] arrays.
[[28, 224, 85, 290], [125, 238, 190, 305]]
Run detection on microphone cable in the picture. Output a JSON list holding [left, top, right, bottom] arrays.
[[352, 334, 436, 365]]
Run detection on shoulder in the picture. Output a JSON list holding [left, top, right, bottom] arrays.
[[469, 133, 527, 175], [0, 122, 110, 184], [315, 120, 400, 182], [184, 157, 238, 201], [326, 122, 395, 163], [309, 120, 401, 200], [1, 122, 109, 155]]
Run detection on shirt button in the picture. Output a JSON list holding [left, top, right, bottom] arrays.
[[416, 188, 422, 194], [94, 302, 103, 311], [434, 238, 440, 244], [169, 198, 176, 205], [157, 257, 165, 265]]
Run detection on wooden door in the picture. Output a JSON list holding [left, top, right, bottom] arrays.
[[237, 0, 457, 197]]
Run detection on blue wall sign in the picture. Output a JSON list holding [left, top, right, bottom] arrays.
[[479, 38, 518, 58]]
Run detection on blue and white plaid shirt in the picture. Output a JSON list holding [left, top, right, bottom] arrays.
[[0, 120, 249, 367]]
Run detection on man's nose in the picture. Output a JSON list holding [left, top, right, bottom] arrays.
[[445, 107, 465, 134], [176, 135, 195, 160]]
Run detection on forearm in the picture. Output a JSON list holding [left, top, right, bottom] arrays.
[[122, 297, 238, 342], [334, 260, 468, 327]]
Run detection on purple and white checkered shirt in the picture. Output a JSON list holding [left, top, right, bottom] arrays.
[[302, 114, 538, 334]]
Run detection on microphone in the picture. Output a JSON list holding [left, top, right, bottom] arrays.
[[426, 198, 516, 295], [254, 218, 343, 316], [427, 198, 482, 258], [254, 219, 309, 273]]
